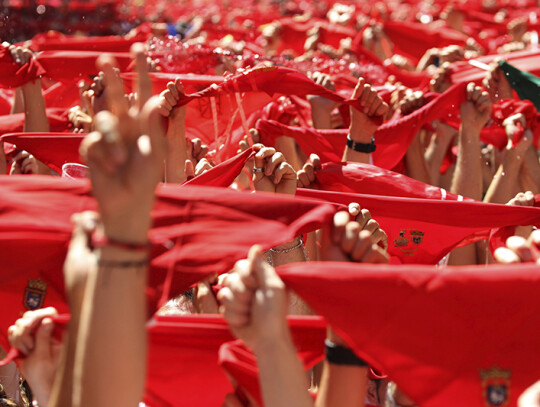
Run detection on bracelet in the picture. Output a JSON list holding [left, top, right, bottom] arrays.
[[325, 339, 368, 367], [266, 236, 309, 266], [97, 258, 149, 268], [268, 235, 304, 254], [346, 135, 376, 153], [92, 232, 151, 252]]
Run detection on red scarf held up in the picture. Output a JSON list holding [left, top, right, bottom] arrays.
[[29, 31, 145, 52], [0, 108, 70, 137], [219, 317, 326, 407], [0, 176, 335, 350], [0, 314, 325, 407], [0, 46, 46, 89], [450, 48, 540, 85], [36, 51, 133, 83], [314, 161, 472, 201], [1, 133, 86, 174], [257, 82, 467, 170], [491, 98, 540, 149], [175, 66, 385, 125], [277, 261, 540, 407], [381, 20, 469, 63], [297, 188, 540, 265]]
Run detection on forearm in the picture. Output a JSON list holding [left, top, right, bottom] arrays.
[[521, 147, 540, 194], [450, 127, 482, 200], [425, 131, 454, 187], [315, 361, 368, 407], [11, 87, 24, 114], [483, 151, 523, 204], [405, 131, 431, 185], [275, 136, 302, 171], [165, 119, 187, 183], [311, 106, 333, 130], [74, 246, 148, 407], [21, 80, 50, 133], [255, 335, 314, 407]]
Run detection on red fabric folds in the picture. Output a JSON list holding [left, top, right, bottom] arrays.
[[491, 99, 540, 149], [184, 148, 254, 188], [0, 46, 46, 89], [218, 316, 326, 406], [176, 66, 383, 123], [0, 176, 335, 350], [382, 20, 469, 62], [297, 188, 540, 264], [314, 162, 472, 201], [37, 51, 133, 83], [1, 133, 86, 174], [0, 108, 70, 136], [277, 261, 540, 407], [257, 82, 467, 170], [450, 49, 540, 85]]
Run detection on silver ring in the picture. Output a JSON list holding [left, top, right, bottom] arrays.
[[252, 167, 264, 173]]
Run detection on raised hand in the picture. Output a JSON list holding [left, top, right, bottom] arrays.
[[252, 144, 297, 195], [296, 154, 321, 189], [218, 246, 288, 353], [79, 45, 166, 244], [308, 72, 339, 129], [348, 203, 388, 250], [483, 61, 513, 103], [349, 77, 388, 137], [460, 82, 492, 133], [7, 307, 62, 407], [494, 230, 540, 264], [10, 150, 52, 175], [320, 211, 389, 263]]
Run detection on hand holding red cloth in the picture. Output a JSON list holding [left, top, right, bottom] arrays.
[[0, 46, 45, 89], [277, 261, 540, 407], [0, 176, 335, 350]]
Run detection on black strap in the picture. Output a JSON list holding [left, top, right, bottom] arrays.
[[346, 135, 376, 153]]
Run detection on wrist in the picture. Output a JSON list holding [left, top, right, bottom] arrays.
[[98, 215, 151, 246], [271, 236, 302, 251], [252, 327, 294, 357], [348, 125, 374, 143]]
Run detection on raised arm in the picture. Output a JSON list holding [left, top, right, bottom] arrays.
[[69, 45, 166, 407], [343, 78, 388, 164]]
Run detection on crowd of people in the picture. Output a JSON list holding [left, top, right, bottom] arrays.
[[0, 0, 539, 406]]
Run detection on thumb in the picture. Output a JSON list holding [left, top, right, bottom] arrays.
[[248, 245, 283, 290], [34, 318, 54, 360], [185, 159, 195, 180]]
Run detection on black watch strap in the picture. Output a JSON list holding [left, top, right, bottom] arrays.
[[325, 339, 368, 367], [346, 135, 376, 153]]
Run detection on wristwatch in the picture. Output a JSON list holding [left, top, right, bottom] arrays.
[[346, 135, 376, 153]]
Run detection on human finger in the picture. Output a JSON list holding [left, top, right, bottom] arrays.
[[265, 152, 285, 177], [350, 230, 372, 261], [348, 202, 361, 217], [97, 54, 129, 118], [341, 221, 361, 253], [332, 211, 350, 244], [132, 42, 152, 109]]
